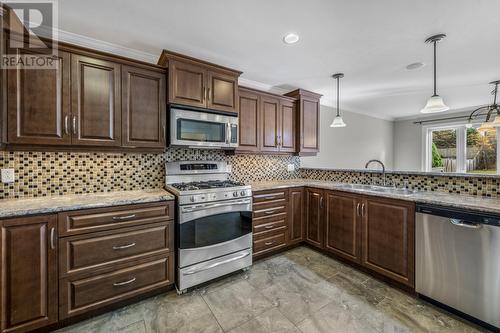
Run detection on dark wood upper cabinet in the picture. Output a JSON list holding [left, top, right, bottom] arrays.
[[168, 59, 207, 108], [285, 89, 322, 155], [324, 191, 361, 264], [6, 48, 71, 145], [305, 187, 324, 248], [260, 96, 280, 152], [361, 197, 415, 287], [158, 50, 241, 114], [121, 65, 166, 148], [71, 54, 121, 146], [279, 99, 295, 153], [237, 88, 260, 152], [207, 70, 238, 113], [288, 187, 305, 245], [0, 215, 58, 333]]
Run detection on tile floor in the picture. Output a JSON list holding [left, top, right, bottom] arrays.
[[56, 246, 488, 333]]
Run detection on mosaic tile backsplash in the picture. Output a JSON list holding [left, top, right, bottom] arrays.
[[0, 150, 300, 199], [300, 168, 500, 198]]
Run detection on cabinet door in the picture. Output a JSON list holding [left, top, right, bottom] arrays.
[[7, 49, 71, 145], [71, 55, 121, 146], [237, 89, 260, 152], [207, 70, 238, 113], [299, 97, 320, 153], [0, 215, 58, 332], [305, 188, 324, 248], [168, 59, 207, 108], [324, 191, 361, 263], [362, 197, 415, 287], [288, 187, 305, 244], [260, 96, 280, 152], [279, 99, 295, 152], [122, 66, 166, 148]]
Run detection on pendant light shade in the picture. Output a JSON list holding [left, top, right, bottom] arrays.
[[330, 73, 346, 128], [421, 34, 449, 113], [492, 115, 500, 127], [467, 80, 500, 130], [421, 95, 449, 113], [331, 115, 346, 127]]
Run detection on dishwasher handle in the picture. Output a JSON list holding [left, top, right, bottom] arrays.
[[450, 218, 482, 229]]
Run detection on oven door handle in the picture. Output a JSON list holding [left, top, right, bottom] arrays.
[[182, 199, 251, 212], [183, 251, 251, 275]]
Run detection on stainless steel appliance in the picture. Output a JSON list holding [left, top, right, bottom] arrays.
[[170, 106, 238, 149], [416, 204, 500, 330], [165, 161, 252, 292]]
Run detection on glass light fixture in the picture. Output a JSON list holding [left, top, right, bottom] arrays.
[[421, 34, 449, 113], [467, 80, 500, 130], [330, 73, 346, 128]]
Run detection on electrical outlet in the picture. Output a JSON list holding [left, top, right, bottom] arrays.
[[1, 168, 15, 184], [287, 164, 295, 172]]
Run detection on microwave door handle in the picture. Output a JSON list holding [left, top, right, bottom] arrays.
[[226, 123, 230, 144]]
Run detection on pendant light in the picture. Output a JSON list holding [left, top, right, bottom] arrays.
[[330, 73, 346, 127], [421, 34, 449, 113], [467, 80, 500, 132]]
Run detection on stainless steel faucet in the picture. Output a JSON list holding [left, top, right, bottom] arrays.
[[365, 159, 386, 186]]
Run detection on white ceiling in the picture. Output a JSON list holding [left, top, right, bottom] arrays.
[[56, 0, 500, 120]]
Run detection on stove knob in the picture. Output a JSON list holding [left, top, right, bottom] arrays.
[[212, 194, 217, 199], [233, 191, 238, 197], [240, 190, 246, 196], [190, 196, 195, 202]]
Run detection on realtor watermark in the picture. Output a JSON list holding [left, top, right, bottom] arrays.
[[1, 0, 58, 69]]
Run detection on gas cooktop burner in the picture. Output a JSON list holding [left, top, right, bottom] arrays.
[[170, 180, 245, 191]]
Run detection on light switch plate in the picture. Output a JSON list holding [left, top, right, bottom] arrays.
[[1, 168, 15, 183], [287, 164, 295, 172]]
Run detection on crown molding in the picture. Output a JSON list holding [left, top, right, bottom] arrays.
[[238, 77, 289, 95]]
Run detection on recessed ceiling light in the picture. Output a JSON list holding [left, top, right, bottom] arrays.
[[406, 62, 425, 71], [283, 33, 299, 44]]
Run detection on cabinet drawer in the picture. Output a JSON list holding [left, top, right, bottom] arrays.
[[253, 217, 287, 234], [59, 254, 173, 319], [253, 232, 286, 256], [253, 212, 287, 226], [58, 201, 174, 236], [252, 190, 288, 203], [253, 204, 287, 218], [59, 222, 173, 277]]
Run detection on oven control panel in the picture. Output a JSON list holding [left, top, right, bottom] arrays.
[[178, 188, 252, 205]]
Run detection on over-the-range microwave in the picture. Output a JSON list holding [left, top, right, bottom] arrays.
[[169, 106, 238, 149]]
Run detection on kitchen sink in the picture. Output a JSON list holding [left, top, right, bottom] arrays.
[[336, 184, 418, 196]]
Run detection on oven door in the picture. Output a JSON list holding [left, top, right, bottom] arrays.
[[178, 198, 252, 267], [170, 107, 238, 148]]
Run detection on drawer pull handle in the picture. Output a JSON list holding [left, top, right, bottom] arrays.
[[112, 242, 136, 250], [112, 214, 137, 221], [265, 241, 276, 246], [113, 277, 136, 286], [264, 225, 275, 229], [264, 209, 278, 215]]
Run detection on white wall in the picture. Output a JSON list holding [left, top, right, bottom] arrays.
[[301, 105, 394, 170], [392, 119, 422, 171]]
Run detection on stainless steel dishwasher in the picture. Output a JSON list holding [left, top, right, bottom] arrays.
[[416, 204, 500, 330]]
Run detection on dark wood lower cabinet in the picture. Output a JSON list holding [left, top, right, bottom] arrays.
[[252, 187, 416, 289], [288, 187, 305, 244], [324, 191, 361, 264], [305, 188, 324, 248], [0, 215, 58, 333], [0, 202, 175, 333], [361, 197, 415, 287]]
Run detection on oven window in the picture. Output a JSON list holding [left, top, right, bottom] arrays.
[[177, 119, 225, 142], [179, 212, 252, 249]]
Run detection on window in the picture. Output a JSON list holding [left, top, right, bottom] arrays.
[[423, 124, 499, 174]]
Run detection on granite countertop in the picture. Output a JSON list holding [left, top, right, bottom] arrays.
[[0, 189, 175, 219], [249, 179, 500, 215]]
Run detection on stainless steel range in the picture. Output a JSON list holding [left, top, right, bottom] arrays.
[[165, 161, 252, 293]]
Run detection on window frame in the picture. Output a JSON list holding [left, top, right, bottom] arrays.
[[421, 120, 500, 174]]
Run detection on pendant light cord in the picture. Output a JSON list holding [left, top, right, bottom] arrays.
[[336, 76, 340, 117], [433, 40, 437, 96]]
